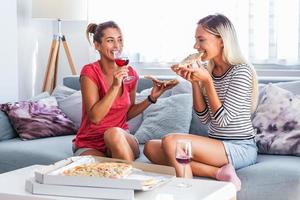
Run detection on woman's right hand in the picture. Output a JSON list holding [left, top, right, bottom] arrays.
[[112, 67, 129, 88]]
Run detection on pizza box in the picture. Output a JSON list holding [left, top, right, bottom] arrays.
[[34, 156, 176, 191], [26, 177, 134, 200]]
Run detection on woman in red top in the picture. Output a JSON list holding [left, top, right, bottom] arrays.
[[73, 21, 174, 161]]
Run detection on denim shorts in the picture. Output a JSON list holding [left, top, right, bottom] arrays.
[[72, 143, 94, 156], [72, 131, 140, 157], [222, 138, 258, 170]]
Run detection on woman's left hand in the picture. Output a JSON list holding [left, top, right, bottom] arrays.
[[149, 79, 176, 101], [181, 61, 210, 83]]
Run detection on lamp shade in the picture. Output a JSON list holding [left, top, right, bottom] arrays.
[[32, 0, 87, 21]]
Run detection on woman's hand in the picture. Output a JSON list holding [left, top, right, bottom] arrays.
[[171, 63, 194, 82], [149, 79, 177, 101], [112, 67, 129, 88], [189, 61, 211, 83], [172, 62, 210, 83]]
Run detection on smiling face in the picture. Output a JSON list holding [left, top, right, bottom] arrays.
[[94, 27, 123, 61], [193, 25, 223, 61]]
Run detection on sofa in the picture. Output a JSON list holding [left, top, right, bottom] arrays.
[[0, 75, 299, 200]]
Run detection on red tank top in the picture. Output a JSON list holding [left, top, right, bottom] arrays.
[[74, 61, 139, 152]]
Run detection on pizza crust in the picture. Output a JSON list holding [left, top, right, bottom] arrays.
[[63, 162, 133, 179]]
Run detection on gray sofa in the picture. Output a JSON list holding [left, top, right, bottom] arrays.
[[0, 75, 299, 200]]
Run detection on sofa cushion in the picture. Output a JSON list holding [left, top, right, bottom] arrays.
[[0, 96, 76, 140], [134, 94, 193, 143], [237, 154, 300, 200], [189, 110, 209, 136], [0, 135, 74, 173], [253, 84, 300, 156], [0, 111, 17, 141]]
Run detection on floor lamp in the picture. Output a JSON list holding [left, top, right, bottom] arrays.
[[32, 0, 87, 93]]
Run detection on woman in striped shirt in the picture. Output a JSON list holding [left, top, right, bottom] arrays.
[[144, 14, 258, 191]]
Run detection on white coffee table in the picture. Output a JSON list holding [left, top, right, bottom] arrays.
[[0, 165, 236, 200]]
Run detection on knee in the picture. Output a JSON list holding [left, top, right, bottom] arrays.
[[104, 127, 125, 145], [161, 133, 178, 149]]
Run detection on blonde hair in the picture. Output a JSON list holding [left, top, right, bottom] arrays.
[[198, 14, 258, 113]]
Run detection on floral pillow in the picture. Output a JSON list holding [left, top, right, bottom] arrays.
[[0, 96, 76, 140], [252, 84, 300, 156]]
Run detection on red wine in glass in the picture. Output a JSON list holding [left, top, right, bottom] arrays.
[[175, 139, 192, 188], [115, 58, 129, 67], [176, 156, 192, 165], [114, 50, 135, 83]]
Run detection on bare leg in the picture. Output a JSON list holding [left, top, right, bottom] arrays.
[[104, 127, 139, 161], [79, 149, 106, 157], [144, 140, 169, 165], [123, 131, 140, 159], [190, 161, 220, 178], [162, 133, 229, 178]]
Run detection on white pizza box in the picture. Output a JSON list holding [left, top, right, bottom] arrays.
[[34, 156, 176, 191], [26, 177, 134, 200]]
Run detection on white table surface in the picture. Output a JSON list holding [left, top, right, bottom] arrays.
[[0, 165, 236, 200]]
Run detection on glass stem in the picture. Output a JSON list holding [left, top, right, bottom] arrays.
[[182, 164, 186, 178]]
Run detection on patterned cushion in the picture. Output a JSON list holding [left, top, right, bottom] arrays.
[[252, 84, 300, 156], [0, 96, 76, 140]]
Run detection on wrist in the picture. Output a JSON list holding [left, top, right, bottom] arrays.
[[203, 76, 213, 86], [147, 95, 157, 104]]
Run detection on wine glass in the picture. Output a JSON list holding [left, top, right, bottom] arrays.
[[175, 139, 192, 188], [113, 50, 134, 84]]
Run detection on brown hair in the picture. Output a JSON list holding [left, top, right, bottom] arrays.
[[86, 21, 120, 45]]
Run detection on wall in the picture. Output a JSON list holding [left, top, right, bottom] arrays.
[[0, 0, 18, 103], [17, 0, 89, 100]]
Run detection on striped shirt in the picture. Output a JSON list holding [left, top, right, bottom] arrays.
[[195, 64, 256, 140]]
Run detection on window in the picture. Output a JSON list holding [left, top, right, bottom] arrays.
[[88, 0, 300, 68]]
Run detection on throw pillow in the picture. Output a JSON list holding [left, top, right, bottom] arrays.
[[275, 80, 300, 95], [252, 84, 300, 156], [0, 92, 51, 141], [134, 94, 193, 143], [171, 78, 192, 95], [0, 96, 76, 140], [57, 90, 82, 129], [31, 92, 50, 101], [52, 85, 77, 102]]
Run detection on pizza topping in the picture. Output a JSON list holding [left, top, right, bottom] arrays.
[[63, 162, 133, 179]]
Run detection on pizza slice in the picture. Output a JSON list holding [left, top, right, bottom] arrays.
[[63, 162, 133, 179], [171, 52, 204, 72], [144, 75, 179, 87]]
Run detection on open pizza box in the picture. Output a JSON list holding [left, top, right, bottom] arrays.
[[34, 156, 176, 191]]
